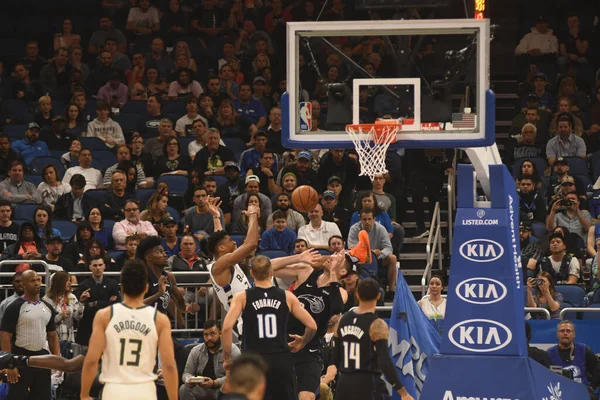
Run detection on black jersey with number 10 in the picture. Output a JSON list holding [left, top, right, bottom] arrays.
[[242, 286, 290, 354], [336, 310, 380, 373]]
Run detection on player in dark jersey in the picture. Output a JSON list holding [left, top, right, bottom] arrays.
[[222, 255, 318, 400], [272, 251, 349, 400], [333, 278, 413, 400]]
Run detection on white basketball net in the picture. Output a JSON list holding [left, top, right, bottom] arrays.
[[346, 124, 400, 181]]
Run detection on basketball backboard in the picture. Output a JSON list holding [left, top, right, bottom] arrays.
[[281, 18, 495, 149]]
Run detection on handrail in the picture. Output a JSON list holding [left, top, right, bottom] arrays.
[[421, 202, 443, 297], [525, 307, 551, 320], [559, 307, 600, 319], [447, 151, 458, 254], [0, 260, 51, 284]]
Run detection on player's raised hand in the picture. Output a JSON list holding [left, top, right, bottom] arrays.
[[288, 334, 307, 353], [398, 388, 415, 400], [299, 248, 321, 265], [207, 196, 222, 217], [158, 275, 168, 295], [243, 203, 260, 217]]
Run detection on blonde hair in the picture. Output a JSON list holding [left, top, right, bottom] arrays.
[[39, 95, 52, 105]]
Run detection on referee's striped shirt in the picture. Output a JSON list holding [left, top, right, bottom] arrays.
[[0, 297, 56, 351]]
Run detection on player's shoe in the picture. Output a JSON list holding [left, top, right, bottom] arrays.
[[0, 351, 28, 369], [348, 230, 371, 264]]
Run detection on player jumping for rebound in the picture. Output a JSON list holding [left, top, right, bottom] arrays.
[[333, 278, 414, 400], [80, 260, 179, 400], [222, 255, 318, 400]]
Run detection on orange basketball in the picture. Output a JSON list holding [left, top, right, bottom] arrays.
[[292, 185, 319, 213]]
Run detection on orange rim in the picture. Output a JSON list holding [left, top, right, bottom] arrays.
[[346, 122, 401, 144]]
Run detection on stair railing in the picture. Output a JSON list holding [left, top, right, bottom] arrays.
[[421, 201, 443, 297]]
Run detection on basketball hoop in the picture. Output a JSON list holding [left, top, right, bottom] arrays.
[[346, 121, 401, 180]]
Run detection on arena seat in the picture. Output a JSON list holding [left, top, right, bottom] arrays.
[[52, 220, 77, 241], [555, 284, 586, 307], [258, 250, 289, 259]]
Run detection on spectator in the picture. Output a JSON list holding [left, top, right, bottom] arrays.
[[180, 321, 239, 400], [231, 193, 264, 235], [318, 149, 358, 202], [247, 150, 280, 198], [252, 76, 272, 115], [154, 137, 191, 178], [212, 98, 257, 143], [42, 234, 74, 275], [298, 203, 342, 250], [161, 3, 188, 46], [187, 120, 209, 160], [69, 45, 90, 82], [517, 159, 544, 190], [518, 174, 547, 230], [11, 63, 37, 102], [526, 271, 563, 320], [557, 77, 588, 115], [328, 235, 344, 254], [33, 206, 61, 241], [61, 138, 81, 171], [0, 272, 23, 323], [127, 52, 146, 89], [87, 51, 118, 95], [142, 117, 176, 176], [140, 192, 173, 232], [218, 64, 240, 101], [130, 66, 169, 100], [546, 192, 591, 243], [176, 97, 209, 138], [10, 123, 50, 166], [54, 17, 81, 52], [76, 238, 117, 273], [167, 68, 203, 100], [214, 162, 243, 224], [104, 144, 151, 188], [116, 235, 139, 269], [100, 170, 129, 220], [40, 117, 75, 153], [62, 149, 103, 191], [61, 221, 94, 269], [546, 113, 586, 166], [0, 270, 60, 400], [88, 15, 127, 56], [0, 222, 45, 273], [417, 273, 446, 329], [73, 255, 120, 346], [515, 16, 558, 81], [235, 18, 272, 58], [558, 15, 592, 79], [546, 320, 600, 386], [266, 193, 305, 233], [204, 177, 218, 197], [87, 207, 114, 252], [0, 161, 41, 205], [38, 47, 72, 101], [537, 233, 580, 285], [507, 123, 546, 167], [22, 40, 47, 79], [86, 100, 125, 149], [266, 106, 285, 154], [264, 0, 292, 35], [205, 76, 229, 109], [259, 210, 297, 254], [549, 97, 584, 138], [546, 159, 586, 204], [96, 71, 129, 109], [183, 186, 224, 244], [126, 0, 160, 37], [233, 83, 267, 128], [192, 128, 235, 178], [232, 175, 272, 228], [522, 73, 555, 113], [167, 235, 209, 307], [42, 271, 83, 342], [321, 190, 350, 239], [0, 201, 19, 253], [0, 134, 26, 180], [100, 37, 131, 72], [190, 0, 225, 40], [144, 37, 174, 79], [53, 174, 94, 222], [512, 95, 552, 136], [240, 132, 276, 175], [294, 238, 308, 254], [349, 209, 397, 293], [161, 219, 180, 257], [138, 95, 168, 138], [217, 41, 237, 70], [276, 151, 321, 192], [351, 191, 394, 241], [112, 199, 158, 250]]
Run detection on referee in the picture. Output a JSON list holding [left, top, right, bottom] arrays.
[[0, 270, 60, 400]]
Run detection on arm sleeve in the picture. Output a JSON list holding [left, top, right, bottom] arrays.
[[375, 339, 404, 390], [328, 282, 344, 315], [330, 336, 341, 368]]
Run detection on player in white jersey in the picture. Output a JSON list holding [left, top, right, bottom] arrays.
[[80, 260, 178, 400], [206, 202, 320, 333]]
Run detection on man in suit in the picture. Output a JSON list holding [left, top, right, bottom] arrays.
[[73, 255, 120, 346], [53, 174, 94, 222]]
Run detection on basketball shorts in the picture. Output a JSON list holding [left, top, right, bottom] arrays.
[[102, 381, 157, 399], [262, 352, 297, 400], [292, 350, 323, 395], [334, 372, 390, 400]]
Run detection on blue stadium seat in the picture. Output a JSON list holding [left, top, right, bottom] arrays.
[[213, 176, 227, 186], [103, 219, 116, 232], [564, 157, 588, 177], [591, 151, 600, 180], [84, 189, 108, 205], [121, 101, 147, 115], [582, 304, 600, 320], [53, 101, 65, 116], [360, 252, 379, 280], [93, 150, 118, 171], [115, 113, 142, 132], [29, 156, 65, 179], [512, 157, 547, 179], [163, 101, 185, 115], [317, 249, 331, 256], [223, 138, 246, 156], [179, 137, 195, 156], [13, 204, 39, 221], [230, 235, 245, 247], [0, 39, 23, 57], [258, 250, 289, 259], [4, 125, 27, 140], [167, 206, 180, 224], [555, 285, 586, 307], [52, 220, 77, 241], [50, 150, 64, 160], [136, 188, 155, 206], [107, 251, 124, 261], [593, 288, 600, 304], [157, 175, 188, 195], [4, 100, 31, 121], [25, 175, 43, 187], [80, 137, 108, 150]]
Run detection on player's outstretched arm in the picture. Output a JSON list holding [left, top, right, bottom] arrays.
[[222, 291, 246, 366], [80, 307, 110, 400], [271, 248, 321, 271], [28, 354, 85, 373], [370, 318, 414, 400], [286, 291, 317, 353], [156, 312, 178, 400]]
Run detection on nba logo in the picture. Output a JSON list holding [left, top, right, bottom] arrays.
[[299, 102, 312, 131]]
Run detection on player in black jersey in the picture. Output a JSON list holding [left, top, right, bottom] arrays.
[[333, 278, 414, 400], [223, 255, 318, 400], [272, 251, 349, 400]]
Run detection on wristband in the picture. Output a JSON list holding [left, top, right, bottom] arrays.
[[247, 212, 258, 215]]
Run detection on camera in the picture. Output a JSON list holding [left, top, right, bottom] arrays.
[[559, 199, 573, 207], [534, 278, 544, 286]]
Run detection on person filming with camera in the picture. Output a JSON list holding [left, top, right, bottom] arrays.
[[546, 192, 591, 244], [527, 271, 564, 319]]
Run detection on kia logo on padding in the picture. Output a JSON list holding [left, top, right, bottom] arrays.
[[459, 239, 504, 263], [456, 277, 507, 305], [448, 319, 512, 353]]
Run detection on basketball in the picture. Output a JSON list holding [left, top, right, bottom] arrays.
[[292, 185, 319, 213]]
